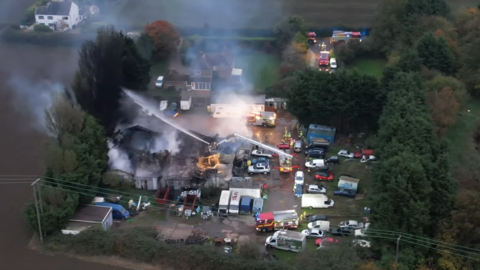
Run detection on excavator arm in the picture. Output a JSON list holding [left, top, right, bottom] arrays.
[[210, 133, 293, 158]]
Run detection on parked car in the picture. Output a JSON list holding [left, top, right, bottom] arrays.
[[311, 166, 330, 173], [361, 155, 378, 163], [315, 171, 334, 181], [338, 150, 354, 158], [308, 184, 326, 194], [333, 188, 356, 198], [307, 215, 328, 223], [251, 157, 268, 165], [316, 237, 339, 248], [155, 76, 164, 88], [277, 142, 290, 149], [355, 149, 374, 158], [305, 148, 325, 158], [330, 227, 352, 236], [339, 220, 365, 230], [301, 229, 325, 238], [248, 163, 270, 174], [251, 150, 272, 158], [308, 221, 330, 230], [325, 156, 339, 164], [354, 224, 370, 238], [294, 184, 303, 198], [305, 159, 325, 168], [352, 239, 371, 248], [295, 171, 305, 185]]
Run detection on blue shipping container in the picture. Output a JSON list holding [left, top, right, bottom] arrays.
[[240, 197, 252, 214]]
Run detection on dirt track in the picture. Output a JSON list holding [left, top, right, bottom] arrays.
[[0, 44, 124, 269]]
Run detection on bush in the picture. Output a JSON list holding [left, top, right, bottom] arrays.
[[34, 24, 53, 32]]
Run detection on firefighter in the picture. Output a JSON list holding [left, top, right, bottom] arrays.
[[290, 138, 295, 148], [299, 130, 303, 138], [287, 132, 291, 139]]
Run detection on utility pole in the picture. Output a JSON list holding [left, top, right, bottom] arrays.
[[31, 178, 43, 244], [395, 235, 401, 265]]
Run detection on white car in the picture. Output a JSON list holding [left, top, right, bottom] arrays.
[[339, 220, 364, 229], [155, 76, 164, 88], [308, 185, 326, 194], [354, 223, 370, 237], [248, 163, 270, 174], [338, 150, 354, 158], [352, 239, 371, 248], [251, 150, 272, 158], [330, 58, 337, 69], [295, 171, 305, 185], [301, 229, 325, 238], [305, 159, 325, 168]]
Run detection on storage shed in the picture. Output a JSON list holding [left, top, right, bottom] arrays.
[[62, 205, 113, 235], [307, 124, 336, 143]]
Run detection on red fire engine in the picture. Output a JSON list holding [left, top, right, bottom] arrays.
[[318, 51, 330, 71], [330, 31, 363, 44], [255, 210, 299, 232], [307, 32, 317, 44]]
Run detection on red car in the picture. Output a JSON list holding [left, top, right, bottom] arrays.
[[314, 171, 334, 181], [277, 142, 290, 149], [316, 237, 339, 248], [354, 149, 374, 158]]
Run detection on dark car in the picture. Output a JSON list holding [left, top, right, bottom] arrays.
[[325, 156, 339, 164], [305, 148, 325, 158], [333, 188, 357, 198], [307, 214, 328, 223], [331, 228, 352, 236], [294, 184, 303, 198], [311, 166, 330, 173], [315, 171, 334, 181]]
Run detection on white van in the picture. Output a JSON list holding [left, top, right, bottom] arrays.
[[301, 194, 334, 209], [330, 58, 337, 69], [307, 220, 331, 231], [294, 141, 303, 153]]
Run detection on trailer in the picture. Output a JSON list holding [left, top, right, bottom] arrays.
[[154, 187, 171, 204], [338, 176, 360, 192], [228, 190, 241, 215], [218, 190, 231, 217], [183, 194, 197, 210], [256, 210, 299, 232]]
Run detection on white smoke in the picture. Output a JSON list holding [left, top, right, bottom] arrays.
[[107, 140, 133, 174], [151, 128, 182, 155], [6, 76, 64, 133]]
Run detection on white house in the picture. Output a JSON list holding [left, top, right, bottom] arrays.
[[35, 1, 81, 30]]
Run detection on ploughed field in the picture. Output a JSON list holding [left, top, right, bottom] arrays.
[[0, 44, 122, 269], [115, 0, 479, 29]]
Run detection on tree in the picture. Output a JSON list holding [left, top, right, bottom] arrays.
[[369, 0, 409, 53], [425, 75, 468, 107], [274, 16, 307, 50], [121, 34, 151, 91], [72, 25, 125, 134], [144, 20, 180, 59], [45, 92, 85, 139], [135, 33, 154, 61], [280, 40, 307, 76], [417, 32, 455, 75], [335, 43, 355, 66], [396, 49, 423, 73], [404, 0, 450, 18]]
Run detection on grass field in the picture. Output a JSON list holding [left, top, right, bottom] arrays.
[[444, 99, 480, 190], [235, 53, 281, 93], [112, 0, 479, 30], [350, 59, 386, 80]]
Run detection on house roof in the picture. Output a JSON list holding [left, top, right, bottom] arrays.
[[211, 94, 265, 105], [35, 1, 73, 16], [164, 69, 190, 82], [70, 205, 112, 223], [190, 76, 212, 83], [191, 47, 235, 71]]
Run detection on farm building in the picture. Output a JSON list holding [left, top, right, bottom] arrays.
[[210, 94, 265, 118], [62, 205, 113, 235], [307, 124, 336, 143]]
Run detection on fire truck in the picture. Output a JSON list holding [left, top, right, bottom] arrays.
[[318, 51, 330, 71], [274, 151, 299, 173], [307, 32, 317, 44], [330, 31, 363, 44], [246, 111, 276, 127], [255, 210, 299, 232]]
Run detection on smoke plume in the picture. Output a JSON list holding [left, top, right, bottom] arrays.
[[107, 140, 133, 174]]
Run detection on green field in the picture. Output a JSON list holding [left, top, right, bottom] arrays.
[[350, 59, 386, 80], [444, 99, 480, 189], [235, 53, 281, 93]]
